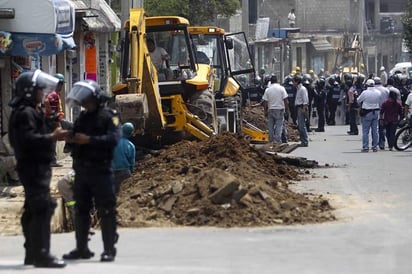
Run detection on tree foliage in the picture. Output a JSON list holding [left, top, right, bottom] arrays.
[[144, 0, 240, 25], [402, 0, 412, 53]]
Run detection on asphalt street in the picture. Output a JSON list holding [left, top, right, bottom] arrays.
[[0, 125, 411, 274]]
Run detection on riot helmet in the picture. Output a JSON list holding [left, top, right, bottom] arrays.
[[122, 122, 135, 138], [293, 74, 302, 84], [302, 74, 312, 85], [54, 73, 65, 84], [357, 74, 365, 85], [283, 75, 293, 85], [316, 77, 326, 90], [343, 73, 353, 86], [327, 75, 338, 86], [67, 80, 109, 107], [11, 69, 59, 106]]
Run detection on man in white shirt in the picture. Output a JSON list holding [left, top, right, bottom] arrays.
[[404, 92, 412, 125], [147, 38, 170, 72], [374, 77, 389, 149], [380, 66, 388, 86], [262, 75, 289, 143], [288, 9, 296, 27], [293, 75, 309, 147], [357, 79, 381, 152]]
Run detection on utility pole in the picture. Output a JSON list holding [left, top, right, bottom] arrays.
[[242, 0, 249, 38], [359, 0, 364, 49]]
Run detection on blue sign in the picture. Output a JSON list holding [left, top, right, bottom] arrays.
[[0, 32, 75, 57]]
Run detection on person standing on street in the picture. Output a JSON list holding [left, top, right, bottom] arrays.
[[380, 66, 388, 86], [112, 122, 136, 194], [63, 80, 121, 262], [326, 75, 341, 126], [293, 74, 309, 147], [313, 76, 326, 132], [374, 77, 389, 149], [346, 78, 359, 135], [302, 74, 315, 132], [262, 75, 289, 143], [8, 70, 68, 268], [288, 8, 296, 27], [380, 91, 403, 151], [44, 73, 65, 167], [357, 79, 381, 152], [283, 75, 297, 125], [404, 91, 412, 126]]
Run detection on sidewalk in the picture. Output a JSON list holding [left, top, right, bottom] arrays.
[[0, 157, 73, 236]]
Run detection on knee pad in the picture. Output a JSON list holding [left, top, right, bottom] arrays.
[[27, 195, 56, 215], [97, 205, 116, 218]]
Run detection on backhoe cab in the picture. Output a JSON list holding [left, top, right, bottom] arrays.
[[189, 26, 269, 143]]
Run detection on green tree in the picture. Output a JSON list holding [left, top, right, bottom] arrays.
[[144, 0, 240, 25], [402, 1, 412, 53]]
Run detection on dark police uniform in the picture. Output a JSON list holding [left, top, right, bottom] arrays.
[[9, 104, 56, 265], [326, 83, 341, 125], [70, 106, 120, 260], [314, 82, 326, 131], [284, 83, 297, 125], [9, 70, 66, 268]]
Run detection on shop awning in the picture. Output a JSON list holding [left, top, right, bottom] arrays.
[[72, 0, 121, 32], [311, 39, 334, 52], [0, 0, 76, 56], [0, 31, 75, 56]]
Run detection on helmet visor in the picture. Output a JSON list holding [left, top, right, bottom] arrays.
[[66, 81, 95, 106], [32, 69, 59, 94]]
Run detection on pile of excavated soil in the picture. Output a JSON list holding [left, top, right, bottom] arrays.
[[117, 132, 335, 228]]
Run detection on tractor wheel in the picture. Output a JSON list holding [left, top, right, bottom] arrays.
[[188, 89, 218, 132]]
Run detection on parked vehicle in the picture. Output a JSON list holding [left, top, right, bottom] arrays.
[[389, 62, 412, 77], [394, 121, 412, 151]]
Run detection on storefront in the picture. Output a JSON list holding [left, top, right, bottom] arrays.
[[0, 0, 76, 134], [68, 0, 120, 121]]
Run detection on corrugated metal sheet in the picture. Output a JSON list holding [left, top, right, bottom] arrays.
[[311, 40, 334, 52], [71, 0, 120, 32]]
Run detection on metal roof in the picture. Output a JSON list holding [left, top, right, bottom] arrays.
[[311, 39, 334, 51], [71, 0, 120, 32]]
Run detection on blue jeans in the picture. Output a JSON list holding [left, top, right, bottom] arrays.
[[361, 110, 379, 150], [297, 107, 308, 145], [268, 109, 285, 143]]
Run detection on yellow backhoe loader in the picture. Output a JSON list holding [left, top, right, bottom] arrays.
[[113, 9, 218, 147]]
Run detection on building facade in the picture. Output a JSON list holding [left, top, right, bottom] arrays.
[[242, 0, 406, 78]]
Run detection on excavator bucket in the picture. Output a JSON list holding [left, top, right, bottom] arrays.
[[115, 93, 149, 131]]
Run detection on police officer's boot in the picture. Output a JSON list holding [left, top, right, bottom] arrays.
[[100, 208, 117, 262], [63, 211, 94, 260], [21, 208, 34, 265], [32, 210, 66, 268]]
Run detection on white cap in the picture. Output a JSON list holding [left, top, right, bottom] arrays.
[[380, 66, 385, 71], [366, 79, 375, 86]]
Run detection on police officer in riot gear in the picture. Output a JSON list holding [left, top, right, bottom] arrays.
[[313, 77, 326, 132], [346, 74, 359, 135], [8, 70, 68, 268], [63, 80, 121, 262], [283, 75, 297, 125], [326, 75, 341, 125]]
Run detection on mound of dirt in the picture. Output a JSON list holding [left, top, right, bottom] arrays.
[[117, 132, 335, 228]]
